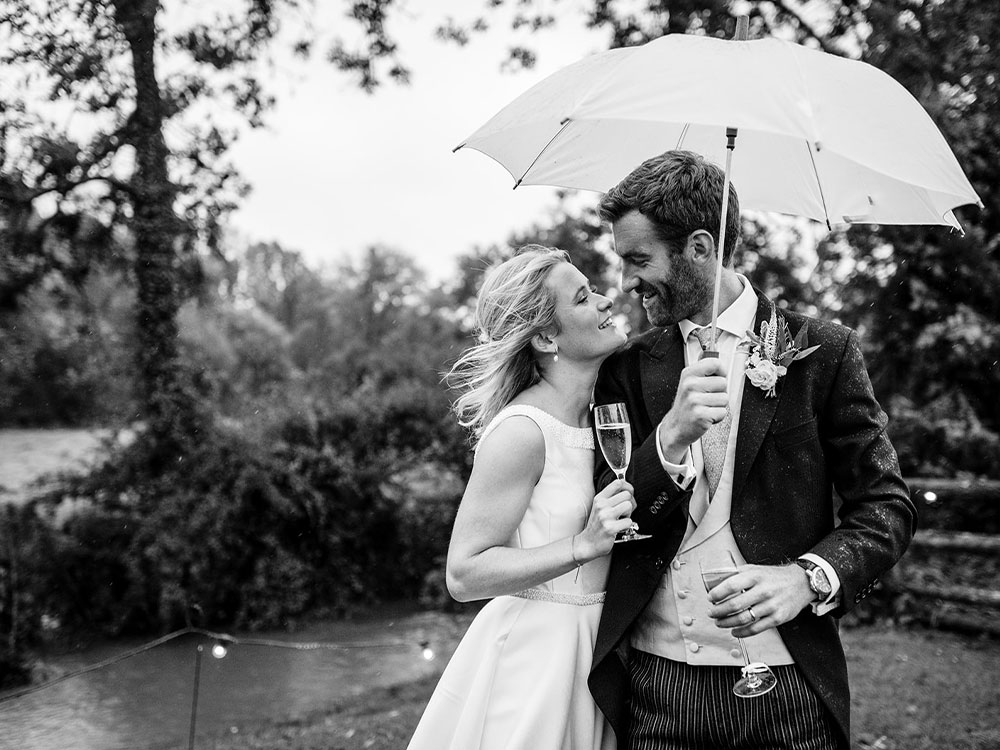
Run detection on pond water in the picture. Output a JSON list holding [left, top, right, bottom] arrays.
[[0, 607, 466, 750]]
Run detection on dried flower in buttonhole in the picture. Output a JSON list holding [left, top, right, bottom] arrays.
[[743, 308, 820, 397]]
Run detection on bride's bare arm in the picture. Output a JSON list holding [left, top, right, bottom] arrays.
[[446, 416, 634, 602]]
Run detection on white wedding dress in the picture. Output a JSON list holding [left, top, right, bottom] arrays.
[[406, 404, 615, 750]]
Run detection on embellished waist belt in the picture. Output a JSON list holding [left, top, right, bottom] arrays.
[[510, 589, 606, 606]]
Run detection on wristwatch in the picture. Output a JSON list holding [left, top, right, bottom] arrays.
[[796, 559, 832, 602]]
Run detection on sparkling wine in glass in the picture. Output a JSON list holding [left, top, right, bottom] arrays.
[[699, 551, 777, 698], [594, 402, 650, 543]]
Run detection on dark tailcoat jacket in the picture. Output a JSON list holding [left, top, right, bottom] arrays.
[[588, 288, 916, 750]]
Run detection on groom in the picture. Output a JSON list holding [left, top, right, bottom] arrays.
[[589, 150, 916, 750]]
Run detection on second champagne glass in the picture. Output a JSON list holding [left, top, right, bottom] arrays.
[[699, 550, 778, 698], [594, 402, 651, 543]]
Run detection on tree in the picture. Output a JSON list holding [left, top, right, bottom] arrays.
[[234, 241, 328, 332], [314, 245, 464, 396], [0, 0, 305, 451], [822, 0, 1000, 438], [0, 0, 560, 440]]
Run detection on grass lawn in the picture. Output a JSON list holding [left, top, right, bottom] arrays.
[[846, 626, 1000, 749], [211, 624, 1000, 750]]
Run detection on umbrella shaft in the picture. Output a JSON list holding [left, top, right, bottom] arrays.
[[709, 130, 738, 350]]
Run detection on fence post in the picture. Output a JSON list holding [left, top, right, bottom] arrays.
[[188, 644, 203, 750]]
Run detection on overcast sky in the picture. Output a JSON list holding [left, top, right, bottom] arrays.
[[226, 2, 610, 282]]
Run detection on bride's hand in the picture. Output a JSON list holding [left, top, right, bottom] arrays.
[[574, 479, 636, 562]]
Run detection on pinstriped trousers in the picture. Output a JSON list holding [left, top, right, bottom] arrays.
[[628, 649, 839, 750]]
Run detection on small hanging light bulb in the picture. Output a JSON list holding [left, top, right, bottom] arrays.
[[211, 642, 228, 659]]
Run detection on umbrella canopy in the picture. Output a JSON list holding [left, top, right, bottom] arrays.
[[455, 33, 982, 230]]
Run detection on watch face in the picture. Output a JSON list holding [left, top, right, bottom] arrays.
[[809, 567, 832, 596]]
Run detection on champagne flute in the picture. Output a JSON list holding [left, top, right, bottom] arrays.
[[699, 551, 777, 698], [594, 402, 651, 543]]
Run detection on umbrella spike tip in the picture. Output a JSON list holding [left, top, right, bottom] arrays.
[[452, 143, 466, 154]]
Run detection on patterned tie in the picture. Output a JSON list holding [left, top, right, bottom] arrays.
[[692, 326, 732, 503]]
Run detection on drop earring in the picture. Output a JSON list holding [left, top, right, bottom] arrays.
[[552, 346, 559, 363]]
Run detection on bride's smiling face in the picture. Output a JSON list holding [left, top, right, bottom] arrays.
[[545, 262, 626, 362]]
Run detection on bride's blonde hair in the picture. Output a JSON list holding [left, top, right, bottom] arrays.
[[447, 245, 570, 441]]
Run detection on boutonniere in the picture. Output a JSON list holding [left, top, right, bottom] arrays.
[[744, 308, 820, 397]]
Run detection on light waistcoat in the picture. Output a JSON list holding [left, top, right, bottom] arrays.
[[631, 277, 795, 666]]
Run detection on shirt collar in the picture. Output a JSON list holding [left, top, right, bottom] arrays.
[[678, 275, 757, 343]]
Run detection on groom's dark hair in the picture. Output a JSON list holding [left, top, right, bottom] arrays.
[[598, 150, 742, 265]]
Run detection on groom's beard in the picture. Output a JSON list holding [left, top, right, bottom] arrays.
[[642, 254, 713, 327]]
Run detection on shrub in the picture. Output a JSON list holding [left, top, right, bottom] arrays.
[[3, 379, 468, 648], [888, 393, 1000, 480]]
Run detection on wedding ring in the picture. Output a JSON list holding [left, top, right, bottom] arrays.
[[747, 607, 757, 624]]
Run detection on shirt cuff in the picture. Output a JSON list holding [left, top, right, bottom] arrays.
[[799, 552, 842, 615], [656, 427, 696, 489]]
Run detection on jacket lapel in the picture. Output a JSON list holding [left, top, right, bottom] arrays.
[[639, 326, 684, 425], [732, 291, 782, 505]]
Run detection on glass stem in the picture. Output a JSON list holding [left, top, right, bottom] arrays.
[[736, 637, 751, 666], [736, 637, 761, 687]]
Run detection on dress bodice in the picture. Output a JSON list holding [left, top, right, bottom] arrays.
[[479, 404, 609, 596]]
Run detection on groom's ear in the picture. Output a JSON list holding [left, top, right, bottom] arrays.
[[685, 230, 717, 266]]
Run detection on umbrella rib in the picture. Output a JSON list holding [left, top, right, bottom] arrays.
[[805, 140, 833, 231], [675, 123, 690, 150], [786, 40, 833, 230], [513, 118, 574, 189]]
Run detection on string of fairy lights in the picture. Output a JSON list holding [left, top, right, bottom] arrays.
[[0, 625, 437, 706]]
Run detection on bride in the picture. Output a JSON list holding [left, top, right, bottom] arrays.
[[406, 245, 633, 750]]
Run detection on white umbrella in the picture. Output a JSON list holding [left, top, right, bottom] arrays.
[[454, 29, 982, 343], [455, 33, 981, 230]]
